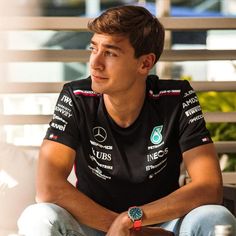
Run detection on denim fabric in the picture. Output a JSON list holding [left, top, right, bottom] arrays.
[[18, 203, 236, 236], [159, 205, 236, 236], [17, 203, 105, 236]]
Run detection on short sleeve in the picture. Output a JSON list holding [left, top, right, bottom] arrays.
[[44, 84, 80, 150], [178, 80, 212, 153]]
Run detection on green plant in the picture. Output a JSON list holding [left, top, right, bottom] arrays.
[[197, 91, 236, 171]]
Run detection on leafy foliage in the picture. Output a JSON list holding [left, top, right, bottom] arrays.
[[197, 91, 236, 171]]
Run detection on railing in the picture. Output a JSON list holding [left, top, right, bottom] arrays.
[[1, 17, 236, 159]]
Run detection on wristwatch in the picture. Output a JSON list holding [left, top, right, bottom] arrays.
[[127, 206, 143, 231]]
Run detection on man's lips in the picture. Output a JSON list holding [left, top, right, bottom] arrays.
[[92, 75, 108, 80]]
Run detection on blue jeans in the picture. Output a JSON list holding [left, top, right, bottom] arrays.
[[18, 203, 236, 236]]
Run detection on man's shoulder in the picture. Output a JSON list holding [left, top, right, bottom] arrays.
[[64, 76, 92, 90], [148, 75, 188, 88], [147, 75, 189, 98]]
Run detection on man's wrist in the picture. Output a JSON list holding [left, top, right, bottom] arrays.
[[113, 211, 133, 231], [127, 206, 143, 230]]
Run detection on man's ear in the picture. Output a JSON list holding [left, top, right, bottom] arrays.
[[138, 53, 156, 74]]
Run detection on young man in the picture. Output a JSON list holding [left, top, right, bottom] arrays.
[[18, 5, 236, 236]]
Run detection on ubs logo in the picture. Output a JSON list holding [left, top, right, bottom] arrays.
[[93, 126, 107, 143]]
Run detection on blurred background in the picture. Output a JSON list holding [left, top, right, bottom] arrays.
[[1, 2, 236, 234], [0, 0, 236, 171]]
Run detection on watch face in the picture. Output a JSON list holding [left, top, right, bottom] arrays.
[[128, 207, 143, 220]]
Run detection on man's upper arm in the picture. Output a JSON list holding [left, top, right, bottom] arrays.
[[36, 139, 76, 202], [183, 143, 222, 183], [182, 143, 223, 202]]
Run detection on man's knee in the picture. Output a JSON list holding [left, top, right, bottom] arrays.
[[186, 205, 235, 223], [18, 203, 86, 236], [180, 205, 236, 235], [18, 203, 67, 235], [19, 203, 62, 223]]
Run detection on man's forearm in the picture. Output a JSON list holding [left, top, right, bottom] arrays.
[[36, 180, 118, 232], [106, 181, 221, 236], [141, 181, 222, 227]]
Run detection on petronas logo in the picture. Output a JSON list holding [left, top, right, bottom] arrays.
[[150, 125, 163, 145]]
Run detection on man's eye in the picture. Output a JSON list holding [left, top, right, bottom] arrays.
[[104, 51, 117, 57], [89, 46, 96, 52]]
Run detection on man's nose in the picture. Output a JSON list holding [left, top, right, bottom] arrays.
[[90, 52, 104, 70]]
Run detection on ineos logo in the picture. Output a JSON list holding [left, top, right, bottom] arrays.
[[93, 126, 107, 143]]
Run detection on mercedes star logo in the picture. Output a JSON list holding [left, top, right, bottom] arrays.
[[93, 126, 107, 143]]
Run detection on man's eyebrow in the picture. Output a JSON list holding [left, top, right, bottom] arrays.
[[90, 40, 123, 53]]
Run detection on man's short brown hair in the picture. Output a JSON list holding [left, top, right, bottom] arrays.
[[88, 5, 165, 64]]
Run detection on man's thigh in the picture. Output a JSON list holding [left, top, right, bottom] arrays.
[[159, 205, 236, 236], [18, 203, 105, 236]]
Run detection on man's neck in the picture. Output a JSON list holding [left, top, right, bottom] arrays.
[[103, 85, 146, 128]]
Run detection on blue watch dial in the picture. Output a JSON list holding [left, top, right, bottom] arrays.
[[128, 207, 143, 220]]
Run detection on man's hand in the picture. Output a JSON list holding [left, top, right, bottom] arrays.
[[106, 212, 174, 236], [106, 212, 132, 236]]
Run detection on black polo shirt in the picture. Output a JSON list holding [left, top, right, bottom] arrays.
[[45, 75, 212, 213]]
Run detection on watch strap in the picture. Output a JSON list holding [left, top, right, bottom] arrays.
[[133, 219, 142, 230], [128, 206, 143, 231]]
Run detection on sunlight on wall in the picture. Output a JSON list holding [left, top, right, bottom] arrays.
[[0, 170, 18, 190]]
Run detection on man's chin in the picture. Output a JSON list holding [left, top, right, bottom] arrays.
[[91, 83, 105, 94]]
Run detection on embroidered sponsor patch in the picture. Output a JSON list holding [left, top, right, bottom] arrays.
[[150, 125, 163, 145], [149, 89, 181, 99], [49, 133, 58, 140], [73, 89, 101, 97], [185, 105, 201, 117], [202, 137, 210, 142]]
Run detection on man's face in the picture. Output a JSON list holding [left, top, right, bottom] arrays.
[[89, 33, 145, 96]]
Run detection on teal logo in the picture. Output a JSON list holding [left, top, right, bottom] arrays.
[[150, 125, 163, 145]]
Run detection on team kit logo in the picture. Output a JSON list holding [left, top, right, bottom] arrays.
[[90, 126, 113, 180], [89, 125, 168, 180], [93, 126, 107, 143], [150, 125, 163, 145], [148, 125, 168, 178], [92, 125, 164, 145]]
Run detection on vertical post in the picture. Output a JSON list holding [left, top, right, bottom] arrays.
[[0, 0, 42, 143], [156, 0, 172, 79], [0, 2, 8, 142], [85, 0, 100, 17]]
